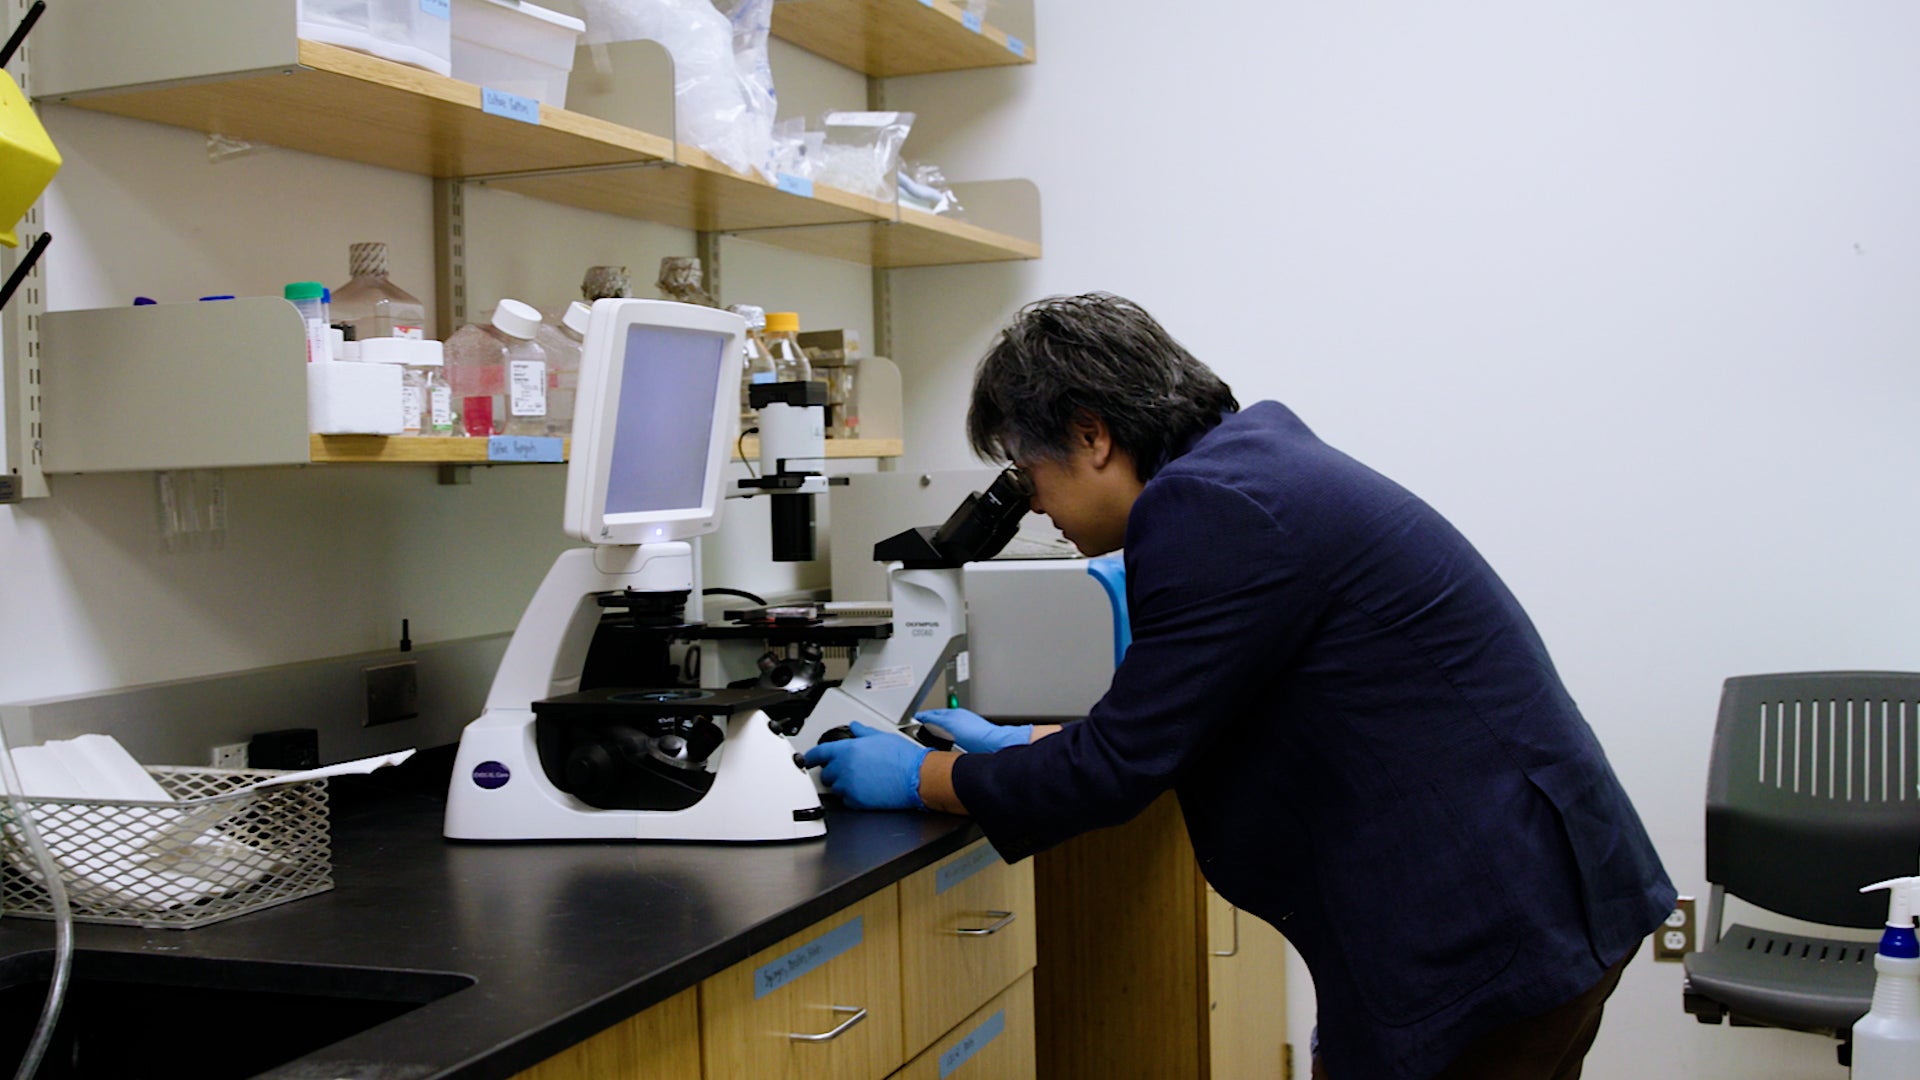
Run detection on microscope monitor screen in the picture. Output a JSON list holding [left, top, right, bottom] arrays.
[[564, 299, 746, 547]]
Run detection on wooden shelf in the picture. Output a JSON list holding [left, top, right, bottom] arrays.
[[45, 39, 1039, 267], [48, 41, 674, 179], [771, 0, 1034, 77], [310, 434, 902, 464]]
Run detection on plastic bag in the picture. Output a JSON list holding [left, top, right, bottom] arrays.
[[897, 162, 963, 216], [577, 0, 777, 179], [811, 111, 915, 202]]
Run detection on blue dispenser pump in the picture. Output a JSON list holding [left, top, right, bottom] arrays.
[[1852, 874, 1920, 1077], [1864, 876, 1920, 959]]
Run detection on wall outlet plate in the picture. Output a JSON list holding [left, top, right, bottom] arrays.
[[210, 742, 248, 769], [364, 661, 419, 727], [1654, 895, 1696, 961]]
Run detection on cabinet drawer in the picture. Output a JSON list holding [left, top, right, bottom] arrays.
[[898, 839, 1037, 1056], [701, 887, 904, 1080], [512, 985, 700, 1079], [890, 970, 1036, 1080]]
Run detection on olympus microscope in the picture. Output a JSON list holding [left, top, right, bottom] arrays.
[[443, 299, 824, 842]]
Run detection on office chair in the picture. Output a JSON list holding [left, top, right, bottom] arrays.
[[1684, 672, 1920, 1063]]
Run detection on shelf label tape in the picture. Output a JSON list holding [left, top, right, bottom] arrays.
[[420, 0, 450, 19], [756, 916, 863, 998], [487, 436, 564, 462], [1006, 35, 1026, 58], [482, 88, 541, 125], [939, 1010, 1006, 1078], [936, 843, 1002, 895], [962, 10, 983, 33], [776, 172, 815, 199]]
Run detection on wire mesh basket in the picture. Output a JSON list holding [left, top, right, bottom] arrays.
[[0, 766, 332, 930]]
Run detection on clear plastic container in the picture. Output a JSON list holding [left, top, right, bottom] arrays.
[[298, 0, 453, 77], [399, 352, 449, 436], [332, 242, 427, 340], [283, 281, 330, 364], [730, 304, 773, 429], [444, 298, 541, 436], [534, 300, 590, 438], [763, 311, 811, 383]]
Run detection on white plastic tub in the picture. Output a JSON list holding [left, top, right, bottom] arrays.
[[450, 0, 586, 107], [299, 0, 453, 77]]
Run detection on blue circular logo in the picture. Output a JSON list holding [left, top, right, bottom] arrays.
[[472, 761, 511, 789]]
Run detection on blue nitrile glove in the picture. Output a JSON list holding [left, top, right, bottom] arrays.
[[804, 722, 932, 810], [914, 708, 1032, 754]]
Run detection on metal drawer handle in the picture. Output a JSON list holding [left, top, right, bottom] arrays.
[[953, 910, 1017, 936], [789, 1005, 867, 1043], [1211, 904, 1240, 957]]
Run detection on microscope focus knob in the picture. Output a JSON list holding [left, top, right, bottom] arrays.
[[563, 742, 619, 799]]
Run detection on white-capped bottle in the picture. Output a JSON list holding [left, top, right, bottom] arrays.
[[534, 300, 590, 438], [444, 299, 542, 437], [1853, 875, 1920, 1078]]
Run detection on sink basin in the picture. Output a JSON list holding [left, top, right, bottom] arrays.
[[0, 949, 473, 1079]]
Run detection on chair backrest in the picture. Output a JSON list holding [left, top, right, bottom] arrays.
[[1708, 672, 1920, 928]]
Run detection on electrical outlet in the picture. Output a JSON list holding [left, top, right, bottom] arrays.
[[1654, 896, 1696, 961], [364, 661, 419, 727], [210, 742, 248, 770]]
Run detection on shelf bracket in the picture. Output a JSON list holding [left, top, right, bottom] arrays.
[[432, 176, 467, 337], [2, 0, 48, 501], [696, 230, 722, 305]]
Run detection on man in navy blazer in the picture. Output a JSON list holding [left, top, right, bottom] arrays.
[[807, 293, 1674, 1079]]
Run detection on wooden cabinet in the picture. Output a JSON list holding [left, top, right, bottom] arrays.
[[507, 839, 1039, 1080], [1207, 886, 1291, 1079], [891, 971, 1037, 1080], [702, 887, 905, 1080], [510, 985, 702, 1080], [897, 838, 1038, 1057], [1034, 792, 1291, 1079]]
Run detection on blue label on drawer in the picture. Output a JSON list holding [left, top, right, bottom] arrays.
[[1006, 35, 1027, 57], [755, 916, 863, 998], [487, 436, 564, 462], [420, 0, 450, 20], [962, 10, 983, 32], [935, 843, 1002, 895], [939, 1009, 1006, 1078], [481, 88, 541, 125], [775, 172, 815, 199]]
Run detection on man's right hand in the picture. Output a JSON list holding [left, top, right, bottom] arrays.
[[914, 707, 1033, 753]]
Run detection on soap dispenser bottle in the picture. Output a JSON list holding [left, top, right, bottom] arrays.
[[1853, 874, 1920, 1078]]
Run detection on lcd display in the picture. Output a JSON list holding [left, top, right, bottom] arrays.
[[602, 324, 725, 516]]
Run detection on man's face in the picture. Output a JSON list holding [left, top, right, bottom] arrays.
[[1018, 446, 1133, 557]]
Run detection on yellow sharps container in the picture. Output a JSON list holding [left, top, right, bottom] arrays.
[[0, 68, 59, 248]]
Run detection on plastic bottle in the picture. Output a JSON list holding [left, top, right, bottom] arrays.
[[331, 242, 427, 340], [534, 300, 590, 437], [581, 265, 631, 303], [730, 304, 773, 429], [1853, 875, 1920, 1077], [284, 281, 330, 364], [396, 344, 449, 436], [443, 299, 542, 437], [763, 311, 811, 383]]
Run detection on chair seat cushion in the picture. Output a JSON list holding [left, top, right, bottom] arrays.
[[1684, 924, 1878, 1032]]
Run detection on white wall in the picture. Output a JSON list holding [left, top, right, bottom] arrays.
[[882, 2, 1920, 1076]]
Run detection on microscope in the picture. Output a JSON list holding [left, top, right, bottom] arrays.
[[443, 300, 824, 843]]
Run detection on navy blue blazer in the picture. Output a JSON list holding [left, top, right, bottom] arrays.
[[952, 401, 1674, 1080]]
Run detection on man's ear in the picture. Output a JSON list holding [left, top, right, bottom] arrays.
[[1071, 410, 1115, 469]]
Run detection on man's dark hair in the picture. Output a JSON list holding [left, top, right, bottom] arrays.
[[967, 293, 1238, 480]]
